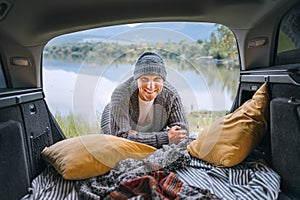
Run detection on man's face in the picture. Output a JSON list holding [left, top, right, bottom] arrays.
[[136, 75, 164, 101]]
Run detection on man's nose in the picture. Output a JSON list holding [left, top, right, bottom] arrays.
[[146, 80, 155, 88]]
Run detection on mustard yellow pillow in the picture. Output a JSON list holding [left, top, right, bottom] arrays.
[[41, 134, 157, 180], [187, 83, 269, 167]]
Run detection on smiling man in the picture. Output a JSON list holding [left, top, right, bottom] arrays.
[[101, 51, 189, 148]]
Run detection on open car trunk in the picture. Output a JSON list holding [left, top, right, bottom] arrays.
[[0, 65, 299, 199]]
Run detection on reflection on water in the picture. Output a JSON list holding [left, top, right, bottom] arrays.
[[43, 59, 238, 125]]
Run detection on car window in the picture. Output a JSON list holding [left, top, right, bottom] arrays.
[[276, 3, 300, 65], [0, 60, 7, 88], [43, 22, 239, 138]]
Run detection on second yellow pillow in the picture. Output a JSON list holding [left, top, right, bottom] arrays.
[[187, 83, 269, 167]]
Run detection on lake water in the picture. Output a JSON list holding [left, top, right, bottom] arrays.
[[43, 59, 235, 123]]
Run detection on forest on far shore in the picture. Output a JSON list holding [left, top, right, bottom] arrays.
[[44, 25, 239, 68]]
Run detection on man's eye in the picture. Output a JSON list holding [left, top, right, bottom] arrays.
[[154, 78, 162, 82], [141, 78, 149, 82]]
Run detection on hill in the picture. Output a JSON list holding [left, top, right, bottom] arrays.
[[48, 22, 217, 44]]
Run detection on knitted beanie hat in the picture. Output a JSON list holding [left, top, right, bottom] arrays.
[[134, 51, 167, 81]]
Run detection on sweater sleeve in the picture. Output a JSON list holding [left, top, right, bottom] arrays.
[[109, 82, 133, 137], [127, 131, 169, 148], [167, 94, 190, 135], [164, 81, 190, 135]]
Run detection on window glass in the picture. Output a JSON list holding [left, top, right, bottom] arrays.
[[43, 22, 239, 138], [0, 61, 7, 88], [276, 4, 300, 65]]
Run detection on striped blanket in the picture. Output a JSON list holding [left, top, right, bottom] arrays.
[[176, 157, 281, 200], [22, 139, 281, 200]]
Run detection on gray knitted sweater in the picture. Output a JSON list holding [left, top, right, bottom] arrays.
[[101, 77, 189, 148]]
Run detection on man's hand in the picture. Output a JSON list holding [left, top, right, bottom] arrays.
[[168, 125, 187, 144]]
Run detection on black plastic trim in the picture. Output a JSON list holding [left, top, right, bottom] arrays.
[[0, 89, 44, 108], [241, 63, 300, 74], [241, 74, 300, 85]]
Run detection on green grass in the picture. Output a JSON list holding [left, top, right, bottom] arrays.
[[55, 111, 227, 138], [187, 111, 227, 137], [55, 113, 100, 138]]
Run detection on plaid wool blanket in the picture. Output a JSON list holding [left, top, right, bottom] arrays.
[[76, 139, 220, 200]]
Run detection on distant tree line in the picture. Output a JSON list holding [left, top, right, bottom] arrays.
[[44, 24, 239, 68]]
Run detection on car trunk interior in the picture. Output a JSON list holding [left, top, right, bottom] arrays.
[[0, 0, 300, 199], [0, 67, 299, 199]]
